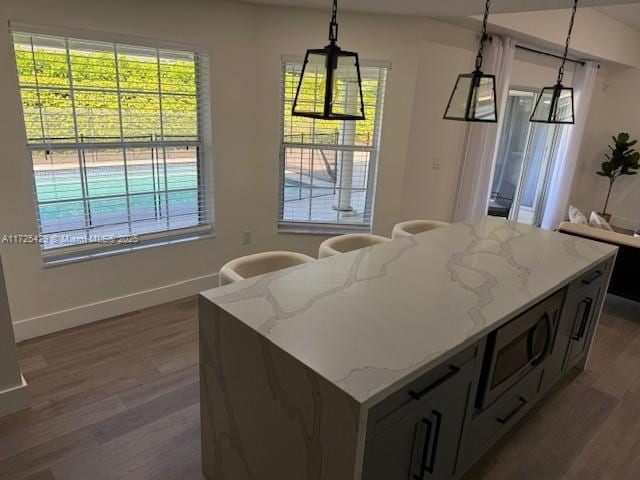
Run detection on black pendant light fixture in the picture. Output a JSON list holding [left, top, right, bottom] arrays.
[[291, 0, 365, 120], [530, 0, 578, 124], [443, 0, 498, 123]]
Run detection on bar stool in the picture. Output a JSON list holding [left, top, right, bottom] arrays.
[[219, 251, 315, 286], [318, 234, 390, 259], [391, 220, 451, 239]]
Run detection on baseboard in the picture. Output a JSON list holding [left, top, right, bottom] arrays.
[[0, 375, 29, 418], [13, 273, 219, 342]]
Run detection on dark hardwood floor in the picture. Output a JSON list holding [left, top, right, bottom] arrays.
[[1, 297, 202, 480], [1, 294, 640, 480]]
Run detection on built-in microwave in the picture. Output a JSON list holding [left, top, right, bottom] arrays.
[[477, 289, 566, 409]]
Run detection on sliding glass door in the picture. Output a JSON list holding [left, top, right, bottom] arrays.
[[489, 89, 560, 225]]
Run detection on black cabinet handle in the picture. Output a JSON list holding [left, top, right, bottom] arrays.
[[496, 396, 528, 424], [419, 417, 433, 478], [409, 366, 460, 401], [410, 420, 429, 480], [411, 418, 433, 480], [572, 298, 593, 340], [424, 410, 442, 475], [412, 410, 442, 480], [582, 270, 603, 285]]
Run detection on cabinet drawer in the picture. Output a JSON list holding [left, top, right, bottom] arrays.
[[462, 366, 542, 460], [368, 342, 481, 431]]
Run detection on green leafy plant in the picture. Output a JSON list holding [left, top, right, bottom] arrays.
[[597, 132, 640, 216], [14, 44, 381, 145], [14, 45, 199, 141]]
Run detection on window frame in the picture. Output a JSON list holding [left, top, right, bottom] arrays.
[[9, 24, 215, 265], [492, 86, 562, 227], [277, 55, 388, 234]]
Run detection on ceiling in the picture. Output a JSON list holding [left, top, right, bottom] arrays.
[[238, 0, 640, 17], [596, 3, 640, 30]]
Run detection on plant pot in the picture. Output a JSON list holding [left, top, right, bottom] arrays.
[[599, 212, 612, 222]]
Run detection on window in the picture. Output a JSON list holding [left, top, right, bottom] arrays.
[[489, 89, 559, 225], [280, 59, 387, 231], [12, 31, 212, 262]]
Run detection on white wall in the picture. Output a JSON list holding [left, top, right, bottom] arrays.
[[460, 8, 640, 231], [498, 18, 640, 231], [400, 23, 477, 222], [485, 7, 640, 67], [570, 65, 640, 231], [0, 0, 483, 340], [399, 36, 582, 223], [0, 0, 269, 339], [510, 48, 575, 89], [0, 0, 633, 341], [252, 6, 436, 236]]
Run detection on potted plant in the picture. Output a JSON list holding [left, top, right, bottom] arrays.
[[596, 132, 640, 221]]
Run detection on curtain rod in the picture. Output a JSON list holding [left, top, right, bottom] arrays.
[[516, 44, 586, 66]]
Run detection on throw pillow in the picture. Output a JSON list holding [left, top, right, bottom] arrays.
[[568, 205, 588, 225], [589, 212, 614, 231]]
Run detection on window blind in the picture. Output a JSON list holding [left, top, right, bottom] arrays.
[[12, 31, 212, 261], [279, 60, 388, 231]]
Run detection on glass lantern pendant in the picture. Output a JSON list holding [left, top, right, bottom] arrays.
[[291, 0, 365, 120], [530, 0, 578, 124], [444, 0, 498, 123]]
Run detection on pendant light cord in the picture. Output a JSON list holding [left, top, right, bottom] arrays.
[[558, 0, 579, 84], [475, 0, 491, 70], [329, 0, 339, 44]]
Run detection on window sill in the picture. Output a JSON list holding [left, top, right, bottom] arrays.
[[42, 229, 214, 267], [277, 222, 371, 236]]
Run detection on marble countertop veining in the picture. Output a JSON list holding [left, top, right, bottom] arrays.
[[200, 217, 618, 407]]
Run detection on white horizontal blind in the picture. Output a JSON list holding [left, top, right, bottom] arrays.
[[12, 31, 212, 260], [280, 61, 387, 230]]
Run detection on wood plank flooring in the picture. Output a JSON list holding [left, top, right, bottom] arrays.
[[1, 297, 202, 480], [1, 294, 639, 479]]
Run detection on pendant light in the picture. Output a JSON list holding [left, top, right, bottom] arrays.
[[530, 0, 578, 124], [443, 0, 498, 123], [291, 0, 365, 120]]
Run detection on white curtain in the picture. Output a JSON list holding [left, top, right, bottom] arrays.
[[453, 36, 517, 222], [540, 61, 599, 230]]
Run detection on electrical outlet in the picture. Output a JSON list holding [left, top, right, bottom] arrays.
[[242, 230, 252, 246], [433, 156, 441, 170]]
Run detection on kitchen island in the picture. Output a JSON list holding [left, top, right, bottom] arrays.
[[199, 217, 617, 480]]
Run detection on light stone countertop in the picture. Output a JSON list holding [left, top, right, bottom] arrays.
[[201, 217, 617, 407]]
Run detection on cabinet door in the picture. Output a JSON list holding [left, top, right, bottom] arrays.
[[364, 367, 471, 480], [365, 402, 432, 480], [422, 382, 470, 480], [563, 263, 610, 371], [565, 282, 605, 369]]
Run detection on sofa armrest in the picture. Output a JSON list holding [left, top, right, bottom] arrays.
[[558, 222, 640, 249]]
